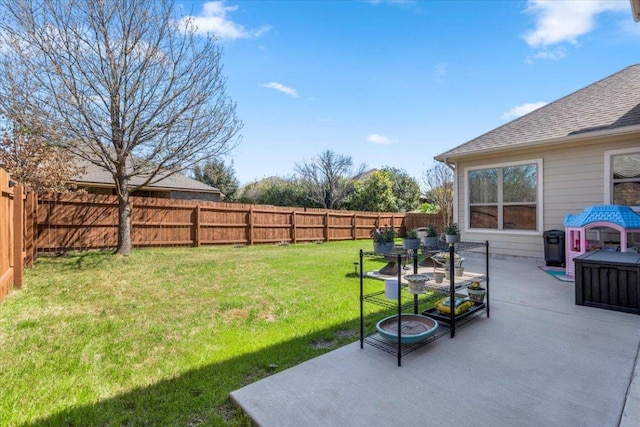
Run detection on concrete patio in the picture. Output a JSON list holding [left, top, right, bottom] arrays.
[[231, 256, 640, 427]]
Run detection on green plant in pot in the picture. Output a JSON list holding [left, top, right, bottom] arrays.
[[423, 224, 439, 247], [371, 226, 395, 254], [467, 281, 486, 304], [444, 223, 460, 244], [402, 228, 421, 250]]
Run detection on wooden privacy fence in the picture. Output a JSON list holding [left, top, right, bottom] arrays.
[[34, 192, 442, 252], [1, 168, 29, 303]]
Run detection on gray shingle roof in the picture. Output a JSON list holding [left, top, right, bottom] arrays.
[[436, 64, 640, 160], [73, 159, 221, 194]]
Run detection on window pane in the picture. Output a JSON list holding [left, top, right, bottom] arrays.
[[469, 169, 497, 204], [470, 206, 497, 229], [503, 205, 536, 230], [613, 154, 640, 179], [503, 164, 537, 203], [613, 182, 640, 206]]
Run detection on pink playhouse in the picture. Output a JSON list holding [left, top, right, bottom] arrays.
[[563, 205, 640, 277]]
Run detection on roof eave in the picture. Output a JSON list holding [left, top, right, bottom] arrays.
[[71, 180, 222, 195], [434, 124, 640, 162]]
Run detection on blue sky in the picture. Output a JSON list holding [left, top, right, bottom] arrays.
[[179, 0, 640, 186]]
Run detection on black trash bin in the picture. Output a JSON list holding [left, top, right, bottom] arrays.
[[543, 230, 565, 267]]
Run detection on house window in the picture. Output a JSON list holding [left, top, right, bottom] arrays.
[[468, 163, 538, 231], [611, 152, 640, 207]]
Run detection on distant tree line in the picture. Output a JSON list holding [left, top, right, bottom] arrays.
[[194, 149, 452, 216]]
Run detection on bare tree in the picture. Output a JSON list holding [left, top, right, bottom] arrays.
[[422, 162, 454, 228], [0, 69, 85, 191], [0, 116, 85, 193], [295, 150, 365, 209], [0, 0, 242, 254]]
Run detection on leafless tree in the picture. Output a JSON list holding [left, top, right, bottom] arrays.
[[295, 150, 366, 210], [422, 162, 454, 228], [0, 0, 242, 254], [0, 71, 85, 192]]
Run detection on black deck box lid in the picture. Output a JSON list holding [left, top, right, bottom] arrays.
[[575, 251, 640, 266]]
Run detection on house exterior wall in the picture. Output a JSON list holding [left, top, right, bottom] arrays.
[[170, 190, 221, 202], [452, 135, 640, 260]]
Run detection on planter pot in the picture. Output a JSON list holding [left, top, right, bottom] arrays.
[[423, 236, 439, 247], [405, 274, 429, 294], [455, 266, 464, 277], [384, 279, 399, 299], [402, 238, 421, 250], [445, 234, 460, 244], [373, 241, 394, 254], [467, 287, 486, 303], [444, 269, 450, 280], [433, 272, 445, 283]]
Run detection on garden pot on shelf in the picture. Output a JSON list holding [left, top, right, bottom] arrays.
[[402, 238, 421, 250], [424, 236, 439, 247], [433, 272, 445, 283], [467, 285, 486, 303], [373, 242, 394, 254], [445, 234, 460, 244], [455, 266, 464, 277]]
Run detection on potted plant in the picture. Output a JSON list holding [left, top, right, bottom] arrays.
[[423, 224, 439, 247], [467, 281, 486, 303], [402, 228, 421, 250], [444, 223, 460, 244], [371, 226, 395, 254]]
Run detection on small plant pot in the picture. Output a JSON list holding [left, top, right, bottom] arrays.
[[467, 287, 486, 303], [455, 266, 464, 277], [402, 238, 421, 250], [433, 272, 445, 283], [423, 236, 439, 247], [373, 242, 394, 254], [443, 270, 450, 280], [445, 234, 460, 244], [384, 279, 399, 299], [405, 274, 429, 294]]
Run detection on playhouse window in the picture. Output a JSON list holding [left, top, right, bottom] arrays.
[[468, 163, 537, 230], [611, 153, 640, 207]]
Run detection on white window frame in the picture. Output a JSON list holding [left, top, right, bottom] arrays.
[[464, 158, 543, 234], [604, 147, 640, 211]]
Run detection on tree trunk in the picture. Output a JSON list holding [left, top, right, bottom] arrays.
[[116, 180, 132, 255]]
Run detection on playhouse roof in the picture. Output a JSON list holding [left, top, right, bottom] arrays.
[[564, 205, 640, 228]]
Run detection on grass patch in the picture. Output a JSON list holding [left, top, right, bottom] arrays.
[[0, 240, 410, 426]]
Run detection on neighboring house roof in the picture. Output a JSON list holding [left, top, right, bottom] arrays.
[[72, 159, 222, 194], [353, 168, 378, 182], [436, 64, 640, 161]]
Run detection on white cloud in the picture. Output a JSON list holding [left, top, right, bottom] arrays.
[[182, 1, 270, 39], [262, 82, 299, 98], [501, 102, 548, 120], [366, 134, 394, 145], [523, 0, 627, 48], [525, 47, 567, 64]]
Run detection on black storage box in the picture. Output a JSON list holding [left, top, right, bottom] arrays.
[[543, 229, 565, 267], [574, 251, 640, 314]]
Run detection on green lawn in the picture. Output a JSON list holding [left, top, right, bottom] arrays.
[[0, 240, 414, 426]]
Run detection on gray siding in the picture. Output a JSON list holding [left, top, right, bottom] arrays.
[[453, 136, 639, 260]]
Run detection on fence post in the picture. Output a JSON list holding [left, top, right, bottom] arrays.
[[292, 210, 297, 244], [13, 183, 23, 289], [324, 212, 329, 242], [193, 204, 200, 247], [352, 213, 356, 240], [248, 205, 253, 245], [24, 192, 36, 267]]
